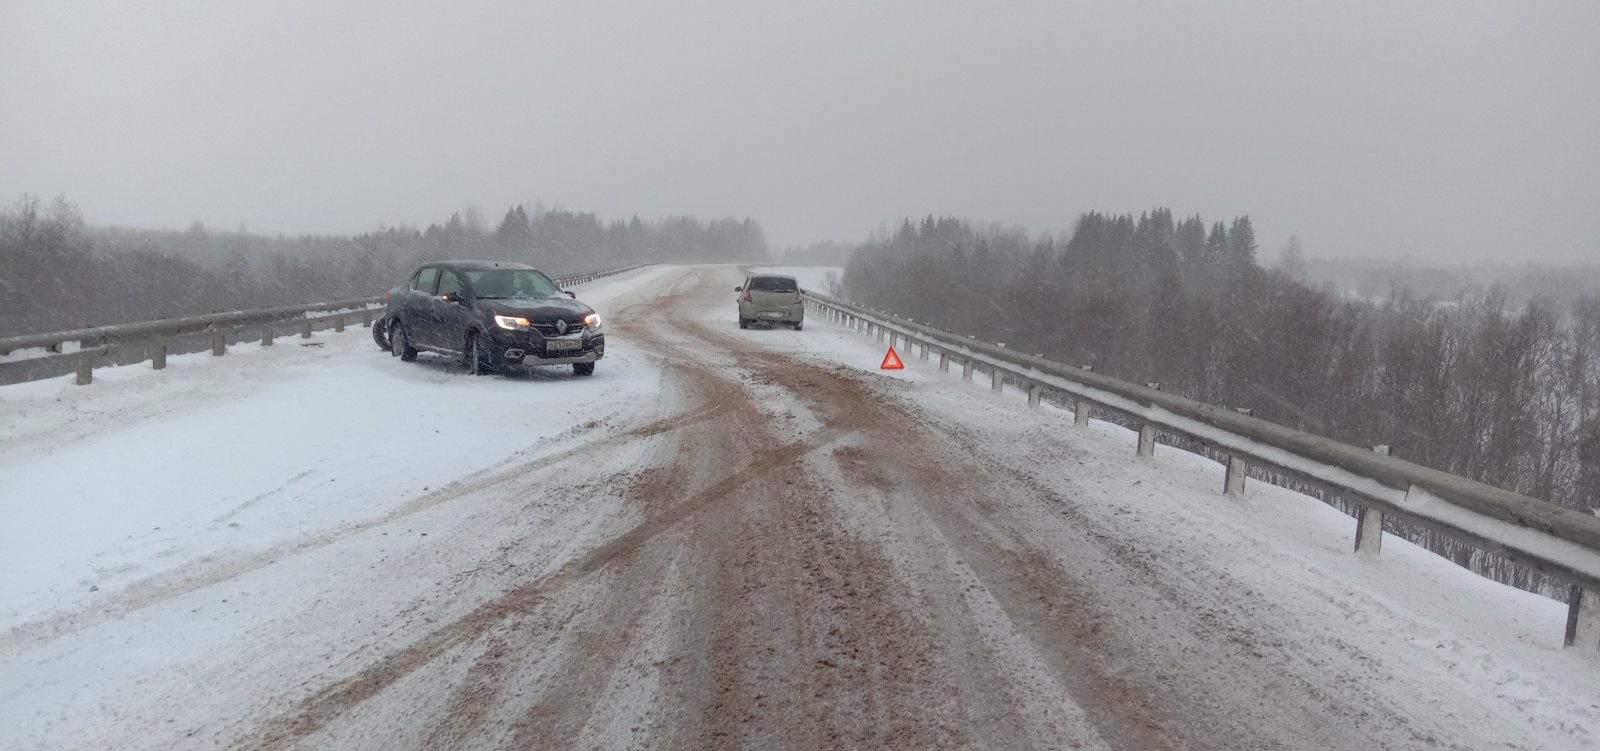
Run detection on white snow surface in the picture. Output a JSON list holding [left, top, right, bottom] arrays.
[[2, 264, 1597, 749], [0, 265, 677, 630]]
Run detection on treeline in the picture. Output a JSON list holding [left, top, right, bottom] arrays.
[[844, 211, 1600, 596], [0, 195, 767, 337]]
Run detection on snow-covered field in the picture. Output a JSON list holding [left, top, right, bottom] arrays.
[[1, 264, 1595, 749]]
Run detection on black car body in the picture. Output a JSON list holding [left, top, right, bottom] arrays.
[[380, 261, 605, 376]]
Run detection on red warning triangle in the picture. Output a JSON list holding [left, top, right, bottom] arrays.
[[880, 347, 904, 370]]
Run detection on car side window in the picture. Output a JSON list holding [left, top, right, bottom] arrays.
[[437, 271, 463, 297], [412, 267, 440, 294]]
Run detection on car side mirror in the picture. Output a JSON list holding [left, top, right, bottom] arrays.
[[565, 290, 576, 299], [440, 293, 468, 305], [734, 286, 742, 292]]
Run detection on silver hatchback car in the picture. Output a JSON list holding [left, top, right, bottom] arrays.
[[736, 274, 805, 330]]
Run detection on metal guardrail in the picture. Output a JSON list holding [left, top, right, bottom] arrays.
[[802, 290, 1600, 653], [0, 262, 653, 386]]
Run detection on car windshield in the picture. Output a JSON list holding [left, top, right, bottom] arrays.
[[465, 269, 561, 299], [749, 276, 798, 292]]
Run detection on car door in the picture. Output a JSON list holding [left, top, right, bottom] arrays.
[[405, 266, 442, 347], [430, 270, 472, 352]]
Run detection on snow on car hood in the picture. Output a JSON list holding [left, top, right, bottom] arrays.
[[484, 296, 594, 321]]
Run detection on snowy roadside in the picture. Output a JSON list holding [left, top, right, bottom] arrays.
[[712, 292, 1600, 748], [0, 265, 678, 633]]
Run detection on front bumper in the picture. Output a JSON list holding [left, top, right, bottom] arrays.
[[486, 330, 606, 367]]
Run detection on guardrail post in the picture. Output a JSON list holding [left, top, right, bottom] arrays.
[[920, 342, 929, 362], [334, 314, 346, 333], [75, 358, 92, 386], [262, 326, 274, 347], [961, 360, 973, 381], [1074, 400, 1089, 426], [363, 309, 373, 328], [1137, 424, 1156, 457], [939, 352, 949, 373], [211, 330, 226, 356], [1566, 586, 1600, 652], [991, 369, 1003, 393], [1028, 384, 1042, 407], [1225, 456, 1248, 495], [1354, 445, 1390, 555], [152, 341, 167, 370], [301, 319, 313, 339]]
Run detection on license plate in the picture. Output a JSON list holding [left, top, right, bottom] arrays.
[[760, 311, 784, 319], [546, 339, 582, 352]]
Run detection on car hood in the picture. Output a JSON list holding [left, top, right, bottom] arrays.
[[484, 296, 594, 321]]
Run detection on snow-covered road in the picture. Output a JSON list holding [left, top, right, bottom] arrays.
[[1, 266, 1594, 749]]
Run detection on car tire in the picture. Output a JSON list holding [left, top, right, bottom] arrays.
[[372, 317, 390, 351], [573, 362, 595, 376], [793, 322, 803, 331], [390, 321, 418, 361], [739, 318, 749, 329], [465, 331, 493, 375]]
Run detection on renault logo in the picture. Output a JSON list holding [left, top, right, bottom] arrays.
[[555, 319, 568, 335]]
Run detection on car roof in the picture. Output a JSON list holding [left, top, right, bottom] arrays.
[[748, 274, 797, 280], [428, 260, 538, 272]]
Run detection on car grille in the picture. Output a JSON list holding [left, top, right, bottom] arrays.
[[530, 320, 585, 336]]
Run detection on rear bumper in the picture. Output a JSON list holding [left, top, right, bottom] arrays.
[[739, 303, 805, 322]]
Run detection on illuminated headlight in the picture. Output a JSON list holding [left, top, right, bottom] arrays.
[[583, 313, 603, 333], [494, 315, 531, 330]]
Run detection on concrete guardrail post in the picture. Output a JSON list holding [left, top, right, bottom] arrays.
[[1028, 384, 1042, 407], [152, 341, 167, 370], [363, 309, 373, 328], [991, 369, 1003, 393], [939, 352, 950, 373], [1074, 400, 1090, 427], [1354, 445, 1390, 555], [334, 314, 346, 333], [211, 330, 226, 356], [1567, 586, 1600, 652], [961, 360, 973, 381], [262, 326, 274, 347], [920, 342, 929, 361], [301, 319, 313, 339], [1137, 424, 1156, 457], [75, 358, 92, 386], [1225, 456, 1248, 495]]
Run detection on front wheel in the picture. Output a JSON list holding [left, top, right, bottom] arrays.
[[390, 321, 418, 361], [573, 362, 595, 376], [738, 318, 750, 329], [465, 332, 493, 375]]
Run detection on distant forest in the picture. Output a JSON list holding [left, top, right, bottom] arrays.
[[0, 195, 768, 338], [844, 211, 1600, 597]]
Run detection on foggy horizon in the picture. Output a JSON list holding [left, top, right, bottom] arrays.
[[4, 0, 1597, 263]]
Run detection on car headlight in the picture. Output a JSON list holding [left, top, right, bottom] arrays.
[[495, 315, 531, 330], [583, 313, 603, 332]]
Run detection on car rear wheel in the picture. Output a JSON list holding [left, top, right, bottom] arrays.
[[465, 332, 492, 375], [390, 321, 417, 361], [739, 318, 750, 329], [573, 362, 595, 376], [372, 317, 390, 351], [793, 321, 803, 331]]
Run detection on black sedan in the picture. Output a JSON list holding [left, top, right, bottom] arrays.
[[377, 261, 604, 376]]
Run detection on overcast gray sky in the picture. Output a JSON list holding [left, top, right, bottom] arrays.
[[3, 0, 1597, 262]]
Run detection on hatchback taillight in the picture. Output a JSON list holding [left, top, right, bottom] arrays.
[[743, 289, 752, 302], [795, 291, 803, 304]]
